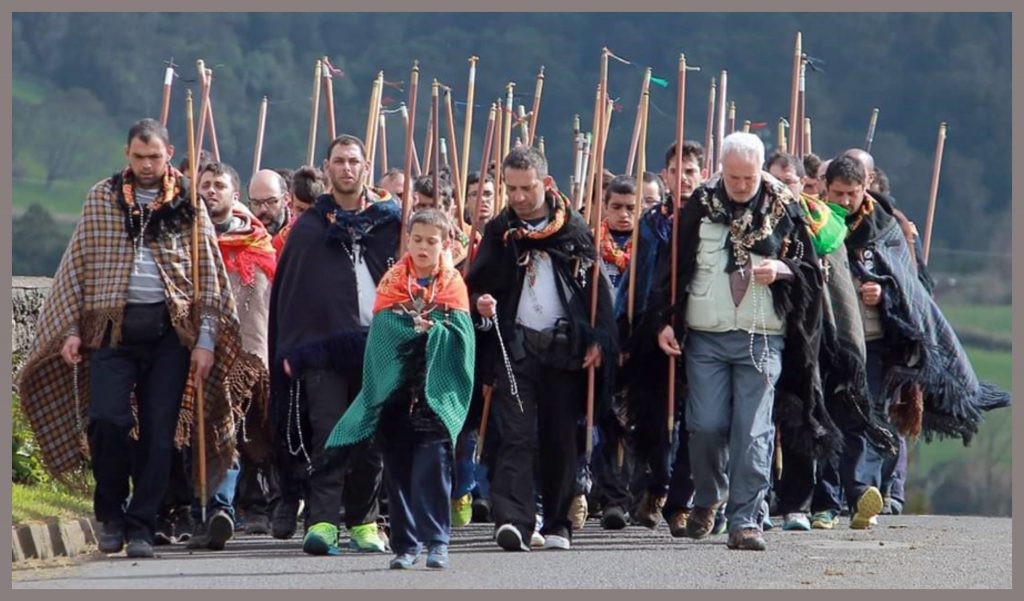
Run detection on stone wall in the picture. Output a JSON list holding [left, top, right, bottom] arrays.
[[12, 276, 53, 372]]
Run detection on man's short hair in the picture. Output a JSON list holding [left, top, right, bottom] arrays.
[[502, 146, 548, 179], [720, 132, 765, 167], [378, 167, 404, 185], [604, 174, 636, 203], [873, 167, 891, 195], [407, 207, 452, 239], [325, 134, 367, 161], [414, 174, 454, 209], [198, 161, 241, 193], [663, 140, 706, 170], [466, 170, 494, 187], [178, 149, 213, 175], [127, 118, 171, 148], [291, 166, 325, 204], [825, 155, 867, 187], [765, 151, 806, 178], [642, 171, 665, 197], [803, 153, 822, 179]]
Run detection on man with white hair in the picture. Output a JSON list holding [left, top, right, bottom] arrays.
[[651, 132, 826, 551]]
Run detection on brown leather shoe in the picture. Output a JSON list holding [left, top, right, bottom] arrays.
[[726, 527, 766, 551], [668, 510, 689, 538], [633, 492, 667, 529], [684, 506, 717, 539]]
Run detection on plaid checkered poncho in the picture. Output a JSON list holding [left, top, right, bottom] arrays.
[[15, 174, 243, 496]]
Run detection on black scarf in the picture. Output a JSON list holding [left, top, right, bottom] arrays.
[[111, 168, 194, 243], [698, 175, 801, 274]]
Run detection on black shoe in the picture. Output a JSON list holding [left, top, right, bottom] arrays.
[[185, 522, 209, 550], [471, 498, 492, 523], [600, 506, 628, 530], [170, 506, 195, 544], [98, 522, 125, 554], [154, 515, 174, 546], [207, 509, 234, 551], [244, 513, 271, 536], [271, 508, 298, 540], [125, 539, 155, 558]]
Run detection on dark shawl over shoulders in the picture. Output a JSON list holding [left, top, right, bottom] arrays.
[[846, 195, 1010, 445], [268, 192, 400, 435]]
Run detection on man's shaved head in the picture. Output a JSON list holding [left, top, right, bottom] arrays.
[[842, 148, 875, 175]]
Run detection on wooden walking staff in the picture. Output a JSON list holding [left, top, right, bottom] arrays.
[[537, 136, 545, 157], [378, 110, 389, 175], [804, 117, 812, 155], [778, 118, 789, 153], [440, 138, 449, 167], [184, 89, 209, 523], [922, 122, 947, 264], [864, 107, 880, 152], [626, 67, 653, 177], [667, 53, 688, 437], [742, 120, 751, 133], [422, 108, 434, 176], [463, 103, 497, 277], [366, 72, 384, 185], [252, 96, 268, 175], [322, 57, 337, 141], [203, 69, 221, 162], [502, 83, 516, 162], [728, 101, 737, 135], [399, 61, 420, 257], [626, 90, 650, 333], [704, 77, 716, 175], [195, 60, 211, 156], [401, 103, 422, 177], [306, 60, 322, 166], [789, 32, 802, 153], [715, 70, 727, 171], [492, 98, 506, 213], [795, 59, 806, 157], [581, 88, 603, 222], [585, 47, 611, 460], [527, 66, 545, 146], [460, 57, 479, 200], [159, 61, 174, 127], [431, 81, 441, 200], [443, 87, 465, 222]]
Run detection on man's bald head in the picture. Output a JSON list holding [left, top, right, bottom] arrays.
[[842, 148, 875, 178], [248, 169, 291, 231]]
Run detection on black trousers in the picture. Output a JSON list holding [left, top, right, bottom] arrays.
[[88, 328, 190, 543], [591, 409, 633, 510], [302, 368, 382, 527], [774, 438, 816, 515], [490, 345, 585, 541], [236, 456, 280, 518]]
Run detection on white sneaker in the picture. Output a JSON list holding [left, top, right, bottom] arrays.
[[543, 534, 571, 550], [530, 530, 546, 548]]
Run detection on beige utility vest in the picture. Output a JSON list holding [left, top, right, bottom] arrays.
[[685, 220, 786, 335]]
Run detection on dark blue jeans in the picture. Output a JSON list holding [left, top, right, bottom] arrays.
[[382, 434, 453, 555], [88, 328, 190, 543], [836, 342, 888, 514]]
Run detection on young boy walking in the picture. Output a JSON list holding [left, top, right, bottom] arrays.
[[324, 209, 476, 569]]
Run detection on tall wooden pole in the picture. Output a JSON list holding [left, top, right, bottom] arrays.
[[399, 61, 420, 257], [185, 89, 207, 523], [728, 101, 737, 135], [460, 56, 479, 201], [252, 96, 268, 175], [789, 32, 802, 153], [626, 67, 653, 176], [715, 70, 727, 171], [444, 87, 465, 223], [203, 69, 220, 162], [528, 66, 545, 146], [922, 122, 948, 264], [196, 60, 210, 156], [667, 53, 687, 437], [865, 107, 880, 152], [306, 60, 322, 166], [379, 110, 389, 175], [704, 77, 716, 175], [159, 64, 174, 128], [322, 57, 337, 141]]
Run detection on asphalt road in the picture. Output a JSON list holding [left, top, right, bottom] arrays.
[[12, 515, 1011, 589]]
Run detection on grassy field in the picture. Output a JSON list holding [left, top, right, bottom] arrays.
[[12, 482, 93, 525], [909, 303, 1012, 504]]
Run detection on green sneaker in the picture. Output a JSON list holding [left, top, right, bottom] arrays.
[[451, 494, 473, 528], [850, 486, 884, 530], [302, 522, 340, 556], [810, 510, 838, 530], [348, 522, 387, 552]]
